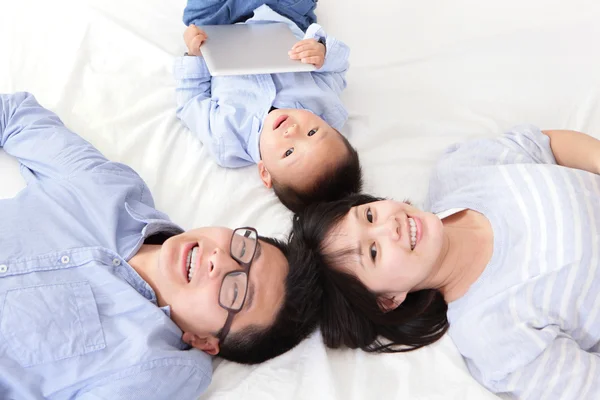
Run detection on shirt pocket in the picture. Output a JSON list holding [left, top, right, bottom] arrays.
[[0, 281, 106, 367]]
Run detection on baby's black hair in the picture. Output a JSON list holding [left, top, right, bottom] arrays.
[[273, 133, 362, 213]]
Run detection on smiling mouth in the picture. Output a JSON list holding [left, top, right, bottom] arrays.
[[273, 115, 288, 130], [186, 245, 199, 282], [408, 217, 417, 250]]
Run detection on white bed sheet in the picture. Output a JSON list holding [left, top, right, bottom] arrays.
[[2, 0, 600, 398]]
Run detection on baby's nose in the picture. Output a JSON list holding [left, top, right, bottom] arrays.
[[284, 124, 298, 138]]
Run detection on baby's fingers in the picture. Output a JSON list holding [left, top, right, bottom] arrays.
[[290, 43, 317, 56], [300, 56, 322, 66], [292, 38, 318, 50], [289, 49, 319, 60], [184, 24, 201, 41], [188, 34, 207, 56]]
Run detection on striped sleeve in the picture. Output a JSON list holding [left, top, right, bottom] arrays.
[[498, 124, 558, 165], [433, 125, 557, 176]]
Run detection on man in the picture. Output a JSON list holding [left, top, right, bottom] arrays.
[[0, 93, 319, 399]]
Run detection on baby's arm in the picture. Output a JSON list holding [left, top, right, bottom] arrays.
[[542, 129, 600, 175], [304, 25, 350, 74], [301, 24, 350, 95], [174, 26, 254, 168]]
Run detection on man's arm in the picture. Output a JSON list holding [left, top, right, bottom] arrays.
[[0, 92, 108, 180], [543, 129, 600, 174]]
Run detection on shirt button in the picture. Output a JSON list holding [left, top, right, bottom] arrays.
[[0, 265, 7, 273], [112, 259, 121, 266], [61, 255, 70, 264]]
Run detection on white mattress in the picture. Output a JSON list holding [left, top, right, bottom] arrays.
[[2, 0, 600, 398]]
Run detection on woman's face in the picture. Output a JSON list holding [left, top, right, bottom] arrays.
[[325, 200, 445, 310]]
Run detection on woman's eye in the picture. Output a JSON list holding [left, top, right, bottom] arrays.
[[308, 129, 317, 137], [369, 243, 377, 261], [366, 207, 373, 223], [284, 148, 294, 157]]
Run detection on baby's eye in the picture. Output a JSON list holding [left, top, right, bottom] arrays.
[[366, 207, 373, 223], [284, 148, 294, 157], [308, 129, 318, 137], [369, 243, 377, 261]]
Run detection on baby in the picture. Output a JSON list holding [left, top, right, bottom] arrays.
[[174, 0, 362, 212]]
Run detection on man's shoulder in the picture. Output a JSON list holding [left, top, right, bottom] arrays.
[[74, 354, 212, 399]]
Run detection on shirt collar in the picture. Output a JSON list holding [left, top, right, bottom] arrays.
[[160, 305, 172, 318]]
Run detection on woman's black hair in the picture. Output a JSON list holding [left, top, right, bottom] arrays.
[[290, 193, 449, 353]]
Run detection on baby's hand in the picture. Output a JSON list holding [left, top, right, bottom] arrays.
[[184, 24, 208, 56], [289, 39, 326, 69]]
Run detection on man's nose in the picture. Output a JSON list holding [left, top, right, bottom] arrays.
[[207, 248, 240, 279]]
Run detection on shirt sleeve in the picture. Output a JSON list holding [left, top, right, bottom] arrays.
[[498, 124, 557, 165], [0, 92, 109, 180], [76, 360, 211, 400], [304, 24, 349, 96], [436, 124, 557, 173], [489, 336, 600, 399], [173, 56, 256, 168]]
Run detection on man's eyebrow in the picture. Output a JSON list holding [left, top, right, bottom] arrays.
[[254, 240, 263, 261], [246, 280, 255, 311], [244, 240, 262, 312]]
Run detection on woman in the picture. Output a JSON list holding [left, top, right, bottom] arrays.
[[291, 125, 600, 399]]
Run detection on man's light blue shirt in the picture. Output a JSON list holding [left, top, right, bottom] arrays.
[[174, 5, 350, 168], [0, 93, 211, 399]]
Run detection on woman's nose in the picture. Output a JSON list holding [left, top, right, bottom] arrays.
[[385, 217, 401, 241]]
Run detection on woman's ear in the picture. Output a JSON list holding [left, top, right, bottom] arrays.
[[182, 332, 220, 356], [257, 161, 272, 188], [376, 293, 406, 313]]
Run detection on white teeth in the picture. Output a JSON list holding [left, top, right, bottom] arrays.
[[408, 218, 417, 250], [187, 246, 198, 282]]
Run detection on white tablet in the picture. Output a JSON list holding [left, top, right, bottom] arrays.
[[199, 23, 316, 76]]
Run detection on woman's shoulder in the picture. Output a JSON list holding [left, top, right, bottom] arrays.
[[437, 124, 552, 169]]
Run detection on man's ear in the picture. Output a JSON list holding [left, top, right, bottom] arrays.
[[376, 292, 406, 313], [182, 332, 220, 356], [257, 161, 272, 188]]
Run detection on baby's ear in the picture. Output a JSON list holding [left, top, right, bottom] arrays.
[[257, 161, 272, 188]]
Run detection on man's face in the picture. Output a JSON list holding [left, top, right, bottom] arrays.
[[151, 227, 288, 354]]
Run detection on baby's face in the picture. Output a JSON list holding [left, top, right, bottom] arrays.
[[258, 109, 348, 192]]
